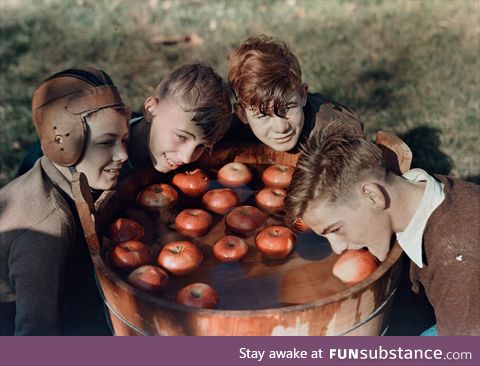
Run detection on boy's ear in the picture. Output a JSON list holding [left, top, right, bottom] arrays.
[[360, 182, 389, 210], [233, 103, 249, 125], [300, 83, 309, 107], [143, 96, 159, 124]]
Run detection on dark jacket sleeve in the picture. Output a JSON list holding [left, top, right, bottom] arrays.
[[314, 101, 364, 135], [420, 177, 480, 335], [426, 255, 480, 335], [306, 93, 365, 139], [8, 213, 72, 335]]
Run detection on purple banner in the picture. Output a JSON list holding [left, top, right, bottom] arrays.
[[1, 336, 476, 366]]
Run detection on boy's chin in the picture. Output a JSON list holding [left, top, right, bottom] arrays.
[[155, 165, 173, 173], [90, 181, 115, 191]]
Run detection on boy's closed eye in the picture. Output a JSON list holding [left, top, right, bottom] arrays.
[[176, 133, 189, 142], [98, 134, 129, 146], [98, 139, 114, 146], [321, 223, 341, 235]]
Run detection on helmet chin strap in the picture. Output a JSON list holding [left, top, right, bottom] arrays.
[[68, 165, 103, 201]]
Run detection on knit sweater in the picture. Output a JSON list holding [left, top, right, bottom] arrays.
[[409, 175, 480, 335]]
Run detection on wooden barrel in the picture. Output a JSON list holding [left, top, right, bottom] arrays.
[[74, 138, 409, 336]]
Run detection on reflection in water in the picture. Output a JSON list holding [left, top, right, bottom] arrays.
[[295, 231, 331, 260]]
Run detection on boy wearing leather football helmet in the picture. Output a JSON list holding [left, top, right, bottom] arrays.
[[0, 68, 130, 335]]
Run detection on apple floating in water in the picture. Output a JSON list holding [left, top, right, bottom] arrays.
[[213, 235, 249, 263], [202, 188, 240, 215], [255, 225, 296, 260], [172, 169, 210, 197], [176, 283, 219, 309], [332, 249, 379, 285], [261, 164, 295, 189], [108, 218, 145, 243], [109, 240, 152, 272], [175, 208, 212, 238], [217, 162, 253, 188], [137, 183, 178, 211], [157, 241, 204, 277], [127, 265, 169, 294], [225, 205, 267, 237], [255, 187, 286, 213]]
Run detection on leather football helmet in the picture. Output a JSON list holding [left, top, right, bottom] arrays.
[[32, 68, 128, 166]]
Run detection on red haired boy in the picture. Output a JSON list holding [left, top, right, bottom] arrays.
[[225, 36, 364, 151]]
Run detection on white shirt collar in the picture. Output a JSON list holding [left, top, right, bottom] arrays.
[[396, 169, 445, 268]]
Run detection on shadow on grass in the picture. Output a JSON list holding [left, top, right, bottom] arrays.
[[400, 126, 453, 175], [357, 68, 395, 111], [322, 63, 402, 118]]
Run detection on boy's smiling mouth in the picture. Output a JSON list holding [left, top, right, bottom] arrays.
[[273, 131, 295, 143], [164, 153, 181, 169]]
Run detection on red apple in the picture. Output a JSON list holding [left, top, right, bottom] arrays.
[[332, 249, 379, 285], [127, 265, 169, 294], [175, 208, 212, 238], [261, 164, 295, 189], [255, 225, 296, 260], [202, 188, 240, 215], [176, 283, 219, 309], [108, 218, 145, 243], [172, 169, 210, 197], [225, 205, 267, 237], [213, 235, 249, 263], [109, 240, 153, 272], [157, 241, 204, 276], [255, 187, 286, 213], [137, 183, 178, 210], [217, 162, 253, 188]]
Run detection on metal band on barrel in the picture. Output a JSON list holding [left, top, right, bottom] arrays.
[[335, 287, 398, 336]]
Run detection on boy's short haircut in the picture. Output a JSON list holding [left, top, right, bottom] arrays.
[[228, 35, 303, 117], [285, 121, 388, 227], [154, 63, 231, 145]]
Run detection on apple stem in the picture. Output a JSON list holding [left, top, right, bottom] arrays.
[[170, 246, 183, 254], [191, 290, 201, 298]]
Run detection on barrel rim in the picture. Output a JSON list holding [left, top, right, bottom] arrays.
[[94, 143, 404, 316], [94, 243, 402, 316]]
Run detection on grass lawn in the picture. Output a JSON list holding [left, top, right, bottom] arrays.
[[1, 0, 479, 187]]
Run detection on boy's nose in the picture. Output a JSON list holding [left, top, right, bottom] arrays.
[[114, 142, 128, 163], [178, 144, 196, 164], [271, 117, 291, 134], [328, 237, 347, 255]]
